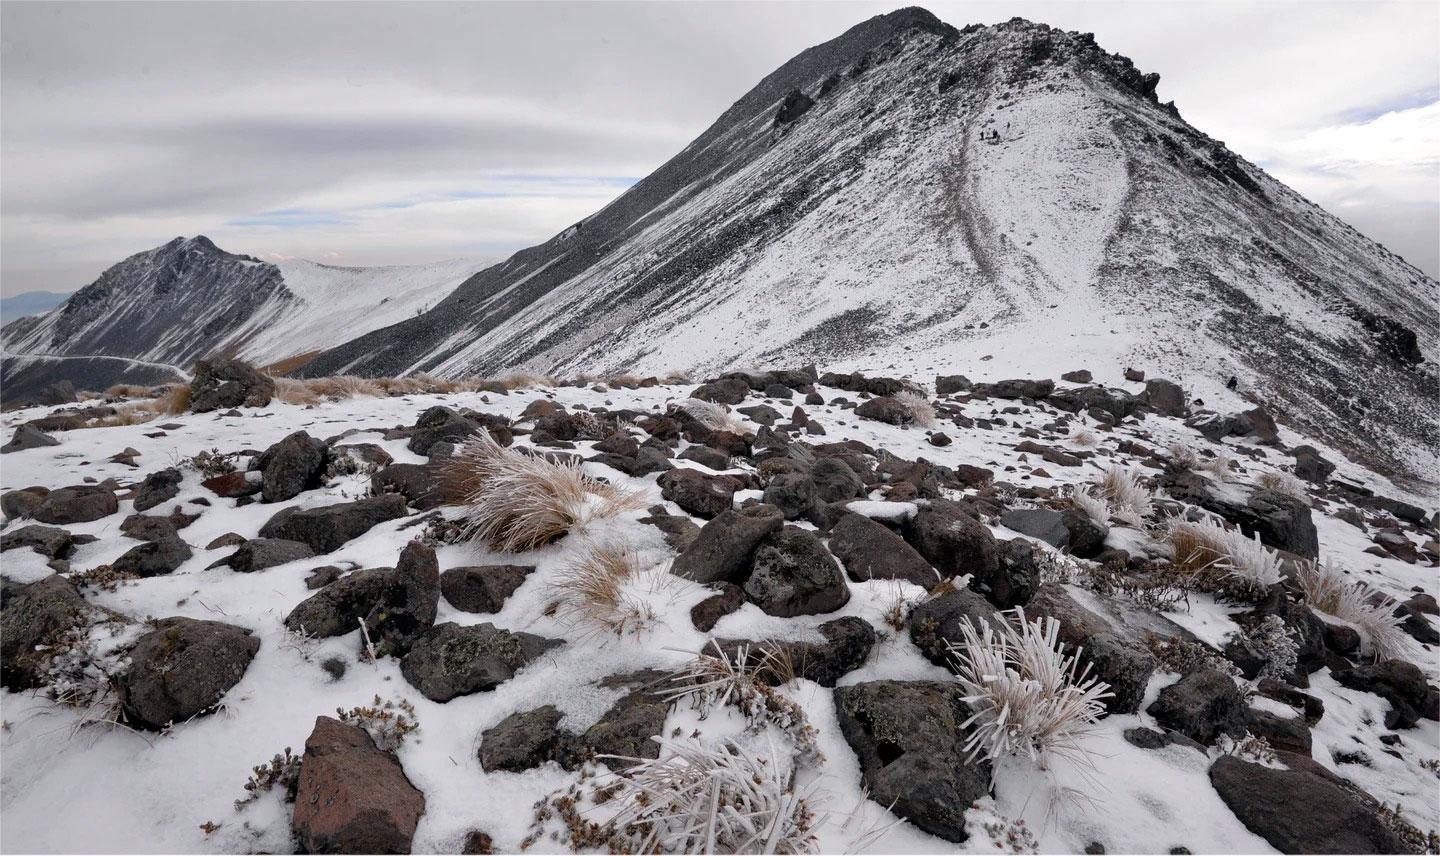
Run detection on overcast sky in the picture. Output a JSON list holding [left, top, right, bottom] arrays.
[[2, 0, 1436, 297]]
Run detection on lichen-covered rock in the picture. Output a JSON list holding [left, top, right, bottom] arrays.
[[903, 501, 998, 580], [363, 541, 440, 657], [671, 504, 784, 584], [32, 485, 118, 525], [189, 358, 274, 413], [834, 680, 991, 842], [117, 617, 259, 730], [400, 622, 562, 702], [286, 568, 395, 638], [1, 524, 76, 559], [657, 468, 736, 519], [479, 706, 568, 772], [1147, 669, 1247, 744], [256, 432, 328, 502], [112, 535, 193, 577], [0, 575, 90, 690], [292, 716, 426, 854], [743, 528, 850, 617]]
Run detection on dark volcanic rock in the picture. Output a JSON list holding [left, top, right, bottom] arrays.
[[903, 501, 999, 580], [762, 472, 818, 521], [292, 715, 426, 855], [112, 535, 193, 577], [363, 541, 441, 658], [658, 468, 736, 519], [440, 565, 535, 614], [908, 587, 1001, 666], [671, 504, 784, 584], [1, 524, 76, 559], [400, 622, 562, 702], [371, 462, 449, 510], [479, 706, 568, 772], [711, 616, 876, 687], [2, 486, 49, 520], [222, 538, 317, 573], [258, 494, 409, 553], [1, 575, 89, 690], [1142, 378, 1187, 417], [285, 568, 395, 638], [744, 528, 850, 617], [33, 485, 118, 525], [999, 508, 1069, 548], [257, 432, 328, 502], [571, 674, 671, 769], [1146, 669, 1246, 744], [854, 396, 913, 425], [1210, 752, 1405, 854], [1, 423, 60, 454], [132, 467, 183, 512], [988, 378, 1054, 400], [834, 680, 991, 843], [827, 512, 937, 587], [690, 582, 746, 631], [118, 617, 260, 730], [189, 358, 274, 412]]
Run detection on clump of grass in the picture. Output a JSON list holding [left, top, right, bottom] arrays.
[[1093, 465, 1155, 527], [272, 377, 322, 406], [90, 402, 161, 427], [894, 390, 938, 429], [1166, 442, 1199, 471], [947, 609, 1112, 771], [1257, 470, 1308, 500], [1203, 450, 1234, 483], [665, 642, 819, 760], [161, 384, 191, 414], [1071, 428, 1099, 448], [441, 431, 641, 552], [1166, 516, 1282, 600], [596, 737, 819, 855], [1070, 485, 1111, 528], [1294, 559, 1406, 661], [551, 540, 662, 638], [669, 398, 753, 435]]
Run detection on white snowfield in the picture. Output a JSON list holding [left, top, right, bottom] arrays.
[[1, 374, 1435, 854]]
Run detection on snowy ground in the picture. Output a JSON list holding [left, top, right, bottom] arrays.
[[1, 373, 1436, 854]]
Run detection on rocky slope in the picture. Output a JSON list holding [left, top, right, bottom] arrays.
[[296, 10, 1437, 489], [0, 237, 478, 399], [1, 367, 1436, 853]]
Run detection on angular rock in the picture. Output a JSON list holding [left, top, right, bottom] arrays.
[[440, 565, 535, 614], [1, 423, 60, 454], [286, 568, 395, 638], [1142, 379, 1186, 417], [571, 674, 671, 768], [33, 485, 118, 525], [834, 680, 991, 843], [744, 528, 850, 617], [222, 538, 317, 573], [903, 501, 999, 580], [827, 512, 936, 587], [810, 457, 865, 503], [258, 494, 409, 553], [0, 575, 89, 690], [363, 541, 440, 658], [292, 716, 425, 854], [1210, 752, 1404, 854], [1146, 669, 1246, 744], [201, 471, 261, 498], [112, 536, 193, 577], [854, 396, 913, 425], [400, 622, 562, 702], [132, 467, 183, 512], [658, 468, 736, 519], [257, 432, 328, 502], [1000, 508, 1069, 547], [712, 616, 876, 687], [935, 374, 971, 395], [908, 587, 1001, 666], [479, 706, 568, 772], [1, 524, 75, 559], [189, 358, 274, 413], [2, 486, 48, 520], [671, 504, 784, 584], [762, 473, 817, 521], [117, 617, 259, 729], [989, 378, 1054, 400], [689, 583, 746, 632]]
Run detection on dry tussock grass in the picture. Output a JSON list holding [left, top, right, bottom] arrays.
[[550, 540, 663, 638]]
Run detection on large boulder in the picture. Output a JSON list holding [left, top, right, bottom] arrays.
[[903, 501, 998, 580], [117, 617, 260, 730], [1, 424, 60, 454], [362, 541, 441, 658], [0, 575, 90, 690], [220, 538, 318, 573], [439, 565, 535, 614], [987, 378, 1055, 400], [657, 468, 736, 519], [400, 622, 562, 702], [670, 504, 783, 584], [112, 536, 193, 577], [1141, 378, 1187, 417], [1236, 489, 1319, 560], [834, 681, 991, 843], [690, 378, 749, 405], [258, 494, 409, 553], [827, 512, 937, 587], [1210, 752, 1405, 854], [854, 396, 913, 426], [1146, 669, 1247, 745], [292, 716, 426, 854], [32, 485, 118, 525], [285, 568, 395, 638], [189, 358, 274, 412], [1027, 584, 1156, 713], [256, 432, 328, 502], [743, 528, 850, 617]]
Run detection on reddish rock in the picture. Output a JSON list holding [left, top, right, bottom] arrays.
[[202, 471, 260, 498], [292, 716, 425, 854]]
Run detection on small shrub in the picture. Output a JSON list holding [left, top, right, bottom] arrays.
[[1218, 732, 1278, 766], [320, 656, 347, 681], [337, 695, 419, 752], [1294, 560, 1406, 661], [71, 563, 140, 593], [947, 609, 1112, 770], [183, 447, 239, 478], [665, 643, 819, 760], [1240, 615, 1299, 679], [1144, 633, 1242, 680], [235, 747, 301, 807], [441, 431, 642, 552], [1257, 470, 1307, 500]]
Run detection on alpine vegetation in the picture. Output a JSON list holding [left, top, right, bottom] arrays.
[[596, 737, 819, 855], [1166, 516, 1284, 599], [947, 610, 1112, 771], [1294, 559, 1407, 661], [893, 390, 939, 429], [442, 430, 641, 551], [670, 398, 753, 435], [665, 643, 819, 759], [1256, 469, 1308, 500], [1070, 485, 1111, 529], [550, 539, 662, 638], [1092, 465, 1155, 527]]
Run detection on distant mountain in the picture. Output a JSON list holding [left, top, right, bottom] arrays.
[[0, 236, 479, 393], [298, 9, 1436, 485], [0, 290, 73, 322]]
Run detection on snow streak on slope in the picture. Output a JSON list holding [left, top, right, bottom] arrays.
[[300, 13, 1438, 488]]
